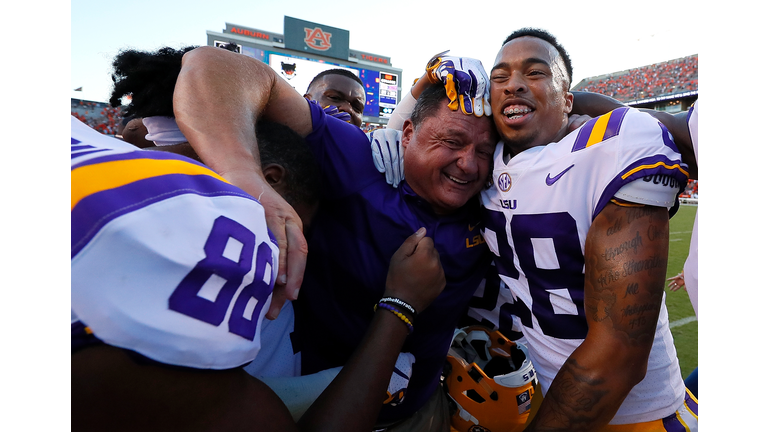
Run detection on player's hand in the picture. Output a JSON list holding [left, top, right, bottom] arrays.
[[225, 171, 307, 320], [666, 272, 686, 292], [370, 129, 404, 187], [320, 101, 353, 124], [567, 114, 592, 132], [383, 228, 445, 314], [425, 50, 492, 117]]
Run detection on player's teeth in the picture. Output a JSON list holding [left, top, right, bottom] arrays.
[[503, 106, 531, 116], [449, 175, 468, 184]]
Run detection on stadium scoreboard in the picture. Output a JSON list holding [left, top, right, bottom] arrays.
[[207, 17, 402, 125]]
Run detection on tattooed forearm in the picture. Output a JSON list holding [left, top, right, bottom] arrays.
[[647, 223, 669, 241], [625, 206, 657, 224], [585, 290, 616, 322], [622, 254, 666, 277], [623, 282, 639, 297], [526, 359, 611, 432], [595, 269, 621, 288], [601, 231, 643, 261], [606, 217, 623, 236]]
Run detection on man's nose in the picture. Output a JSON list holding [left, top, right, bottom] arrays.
[[456, 146, 478, 172], [505, 72, 527, 94]]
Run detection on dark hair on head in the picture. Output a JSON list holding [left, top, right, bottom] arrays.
[[109, 46, 199, 117], [409, 84, 450, 129], [306, 68, 364, 94], [502, 28, 573, 87], [256, 120, 321, 210]]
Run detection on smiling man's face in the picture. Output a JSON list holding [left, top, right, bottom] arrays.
[[490, 36, 573, 155], [401, 102, 497, 215]]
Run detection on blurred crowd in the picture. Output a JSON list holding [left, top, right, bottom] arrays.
[[680, 179, 698, 199], [71, 99, 124, 136], [572, 55, 697, 102]]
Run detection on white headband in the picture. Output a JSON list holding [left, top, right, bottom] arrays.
[[142, 116, 188, 146]]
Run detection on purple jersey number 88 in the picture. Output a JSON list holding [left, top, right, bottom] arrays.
[[168, 215, 274, 341]]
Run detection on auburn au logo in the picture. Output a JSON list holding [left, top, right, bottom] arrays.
[[304, 27, 332, 51]]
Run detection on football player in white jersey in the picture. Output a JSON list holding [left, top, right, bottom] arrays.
[[484, 29, 695, 431], [71, 116, 447, 431], [370, 29, 697, 431]]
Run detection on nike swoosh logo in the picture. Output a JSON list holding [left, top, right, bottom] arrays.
[[545, 164, 575, 186], [468, 223, 479, 231]]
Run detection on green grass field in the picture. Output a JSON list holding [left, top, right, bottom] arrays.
[[665, 204, 698, 379]]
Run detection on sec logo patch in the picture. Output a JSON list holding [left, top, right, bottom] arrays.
[[497, 172, 512, 192]]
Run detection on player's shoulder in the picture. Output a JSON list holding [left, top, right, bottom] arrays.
[[71, 118, 276, 370], [568, 107, 660, 150]]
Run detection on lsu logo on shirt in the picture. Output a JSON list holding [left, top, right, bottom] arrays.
[[466, 221, 485, 248]]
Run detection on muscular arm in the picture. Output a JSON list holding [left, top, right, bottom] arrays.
[[525, 203, 669, 431], [571, 91, 696, 179], [173, 46, 315, 318]]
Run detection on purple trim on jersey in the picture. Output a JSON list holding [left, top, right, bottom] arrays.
[[571, 116, 598, 152], [295, 100, 492, 423], [71, 145, 212, 171], [571, 108, 630, 152], [72, 140, 111, 158], [657, 121, 680, 153], [594, 154, 689, 220], [685, 390, 697, 416], [71, 148, 110, 159], [72, 173, 258, 258], [603, 107, 629, 141]]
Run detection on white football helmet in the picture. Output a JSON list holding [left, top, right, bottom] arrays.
[[444, 326, 537, 432]]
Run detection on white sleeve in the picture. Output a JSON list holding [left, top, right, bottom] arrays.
[[386, 89, 417, 131]]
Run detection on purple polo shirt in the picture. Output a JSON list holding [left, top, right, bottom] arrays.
[[293, 100, 492, 423]]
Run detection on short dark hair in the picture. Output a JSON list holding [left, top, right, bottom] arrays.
[[109, 46, 198, 117], [306, 69, 364, 94], [410, 84, 450, 130], [256, 120, 321, 210], [502, 28, 573, 87]]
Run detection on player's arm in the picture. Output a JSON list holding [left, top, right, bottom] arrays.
[[72, 345, 300, 432], [571, 91, 696, 179], [173, 46, 314, 319], [525, 202, 669, 431]]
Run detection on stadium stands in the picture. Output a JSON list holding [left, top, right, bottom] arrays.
[[679, 179, 698, 205], [571, 55, 697, 104], [71, 98, 124, 136]]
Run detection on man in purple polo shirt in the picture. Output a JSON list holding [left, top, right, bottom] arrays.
[[173, 47, 497, 429]]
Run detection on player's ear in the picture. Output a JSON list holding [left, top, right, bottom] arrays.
[[262, 163, 287, 190], [564, 91, 574, 115], [402, 119, 414, 150]]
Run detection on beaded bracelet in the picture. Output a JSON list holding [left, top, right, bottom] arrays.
[[379, 297, 417, 317], [375, 302, 414, 334]]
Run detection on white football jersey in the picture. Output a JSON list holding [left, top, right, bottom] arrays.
[[71, 116, 278, 369], [480, 108, 690, 424]]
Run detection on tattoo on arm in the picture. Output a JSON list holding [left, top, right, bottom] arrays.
[[527, 203, 670, 431]]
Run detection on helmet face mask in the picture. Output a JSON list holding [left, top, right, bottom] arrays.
[[444, 326, 537, 432]]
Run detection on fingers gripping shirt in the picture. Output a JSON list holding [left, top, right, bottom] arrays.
[[71, 117, 279, 369], [480, 108, 688, 424]]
